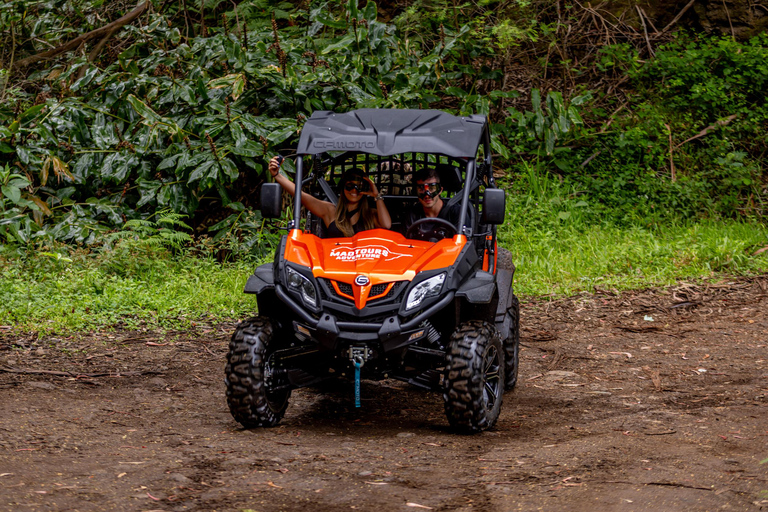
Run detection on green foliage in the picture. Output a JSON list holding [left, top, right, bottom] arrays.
[[2, 190, 767, 332], [105, 210, 192, 251], [204, 204, 281, 262], [497, 173, 768, 296], [0, 0, 472, 244], [0, 242, 256, 332], [0, 162, 42, 243], [1, 1, 767, 252], [504, 89, 590, 160], [566, 34, 768, 220]]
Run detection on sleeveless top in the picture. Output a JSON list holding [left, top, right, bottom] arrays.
[[325, 210, 367, 238], [325, 219, 365, 238]]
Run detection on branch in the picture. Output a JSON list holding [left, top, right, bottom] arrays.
[[659, 0, 697, 35], [674, 114, 738, 149], [12, 1, 149, 70], [635, 5, 655, 57], [76, 26, 119, 80], [1, 20, 16, 101], [665, 123, 676, 182]]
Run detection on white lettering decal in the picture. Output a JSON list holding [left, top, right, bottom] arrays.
[[329, 245, 408, 262]]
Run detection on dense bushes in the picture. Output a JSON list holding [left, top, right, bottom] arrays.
[[564, 34, 768, 221], [0, 1, 766, 248]]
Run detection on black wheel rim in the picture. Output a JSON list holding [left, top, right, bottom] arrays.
[[482, 345, 501, 412], [264, 353, 289, 412]]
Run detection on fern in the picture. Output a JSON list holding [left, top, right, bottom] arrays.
[[107, 211, 192, 251]]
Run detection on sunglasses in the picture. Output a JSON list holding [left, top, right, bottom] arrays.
[[344, 180, 368, 192], [416, 182, 441, 197]]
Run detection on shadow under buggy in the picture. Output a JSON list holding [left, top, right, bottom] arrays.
[[226, 109, 520, 433]]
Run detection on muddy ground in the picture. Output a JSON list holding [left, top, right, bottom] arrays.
[[1, 277, 767, 512]]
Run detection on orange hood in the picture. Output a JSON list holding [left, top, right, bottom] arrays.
[[284, 229, 466, 309]]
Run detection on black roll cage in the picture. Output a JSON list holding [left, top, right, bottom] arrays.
[[286, 110, 496, 239]]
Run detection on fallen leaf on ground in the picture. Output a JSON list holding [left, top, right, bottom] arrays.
[[406, 503, 433, 509], [266, 481, 282, 488], [364, 481, 388, 485]]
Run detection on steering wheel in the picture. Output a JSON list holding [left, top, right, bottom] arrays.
[[405, 217, 457, 242]]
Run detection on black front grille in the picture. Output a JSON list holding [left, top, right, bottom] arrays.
[[368, 281, 406, 305], [318, 279, 408, 311], [337, 282, 353, 296], [370, 283, 388, 296]]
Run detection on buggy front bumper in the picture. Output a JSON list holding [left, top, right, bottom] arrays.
[[275, 284, 455, 352]]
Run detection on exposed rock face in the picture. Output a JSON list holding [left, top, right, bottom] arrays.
[[691, 0, 768, 37], [609, 0, 768, 38]]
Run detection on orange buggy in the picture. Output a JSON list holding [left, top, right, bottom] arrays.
[[225, 109, 519, 433]]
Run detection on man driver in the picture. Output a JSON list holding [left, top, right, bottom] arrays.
[[405, 168, 463, 231]]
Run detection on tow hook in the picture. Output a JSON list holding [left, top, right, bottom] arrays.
[[348, 347, 371, 408]]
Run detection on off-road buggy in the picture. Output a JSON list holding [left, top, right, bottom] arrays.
[[225, 108, 519, 433]]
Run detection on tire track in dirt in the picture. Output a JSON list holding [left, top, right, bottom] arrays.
[[1, 277, 767, 511]]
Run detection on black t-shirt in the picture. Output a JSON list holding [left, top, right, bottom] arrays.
[[406, 198, 463, 229]]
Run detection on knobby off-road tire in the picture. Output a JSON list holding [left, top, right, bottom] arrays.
[[497, 246, 520, 390], [504, 294, 521, 391], [443, 321, 505, 433], [225, 317, 291, 428], [497, 247, 516, 274]]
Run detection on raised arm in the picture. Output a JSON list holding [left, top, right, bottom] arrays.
[[363, 176, 392, 229], [269, 156, 335, 226]]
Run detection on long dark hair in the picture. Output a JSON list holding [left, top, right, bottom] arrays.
[[334, 168, 376, 237]]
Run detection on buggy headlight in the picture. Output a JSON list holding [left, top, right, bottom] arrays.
[[286, 267, 317, 308], [405, 273, 445, 311]]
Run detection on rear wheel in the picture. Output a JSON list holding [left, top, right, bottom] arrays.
[[504, 294, 521, 390], [443, 321, 504, 433], [497, 247, 515, 274], [225, 317, 291, 428]]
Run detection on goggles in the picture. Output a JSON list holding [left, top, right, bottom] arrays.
[[344, 180, 367, 192], [416, 182, 442, 198]]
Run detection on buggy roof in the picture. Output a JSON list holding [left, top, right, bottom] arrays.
[[295, 109, 487, 158]]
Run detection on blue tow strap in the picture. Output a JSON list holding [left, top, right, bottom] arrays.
[[354, 359, 363, 408]]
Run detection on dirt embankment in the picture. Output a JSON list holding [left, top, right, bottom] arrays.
[[1, 277, 767, 511]]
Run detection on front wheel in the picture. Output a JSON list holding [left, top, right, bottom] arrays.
[[225, 317, 291, 428], [443, 321, 504, 433]]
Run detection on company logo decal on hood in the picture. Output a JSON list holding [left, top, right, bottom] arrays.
[[329, 245, 408, 262]]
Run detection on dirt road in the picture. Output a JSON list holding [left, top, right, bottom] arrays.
[[1, 277, 767, 511]]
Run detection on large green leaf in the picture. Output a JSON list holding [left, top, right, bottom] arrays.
[[127, 95, 162, 124], [18, 104, 46, 126], [230, 141, 263, 158], [1, 185, 21, 204], [322, 35, 356, 55], [315, 13, 346, 29], [187, 160, 216, 184]]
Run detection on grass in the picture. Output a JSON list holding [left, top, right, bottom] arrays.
[[500, 219, 768, 296], [1, 174, 767, 333], [497, 168, 768, 295], [0, 243, 260, 333]]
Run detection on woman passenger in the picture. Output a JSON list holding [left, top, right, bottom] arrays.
[[268, 156, 391, 237]]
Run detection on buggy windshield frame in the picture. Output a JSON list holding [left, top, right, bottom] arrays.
[[287, 109, 493, 237]]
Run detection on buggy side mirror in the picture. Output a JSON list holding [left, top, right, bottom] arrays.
[[260, 182, 283, 218], [482, 188, 505, 225]]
